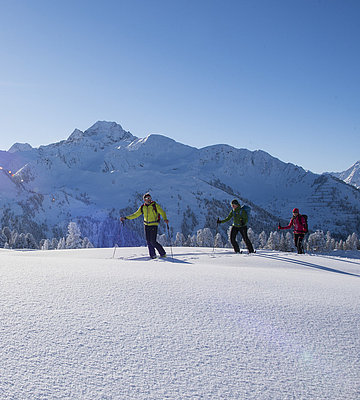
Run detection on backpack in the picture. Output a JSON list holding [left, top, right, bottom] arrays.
[[301, 214, 308, 233], [241, 205, 251, 221], [140, 202, 160, 222]]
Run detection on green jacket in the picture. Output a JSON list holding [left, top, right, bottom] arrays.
[[219, 206, 248, 227], [125, 201, 167, 226]]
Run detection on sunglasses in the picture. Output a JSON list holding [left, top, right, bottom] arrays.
[[144, 196, 151, 200]]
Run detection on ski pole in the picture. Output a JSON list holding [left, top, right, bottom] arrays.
[[112, 243, 118, 258], [112, 219, 124, 258], [213, 222, 219, 252], [166, 224, 173, 258]]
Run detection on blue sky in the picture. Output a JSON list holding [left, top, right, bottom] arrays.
[[1, 0, 359, 173]]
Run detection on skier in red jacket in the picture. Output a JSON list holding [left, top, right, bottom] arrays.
[[278, 208, 308, 254]]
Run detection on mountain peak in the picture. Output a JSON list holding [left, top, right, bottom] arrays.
[[67, 121, 136, 144], [330, 160, 360, 189], [8, 142, 33, 153], [85, 121, 135, 142], [67, 129, 84, 141]]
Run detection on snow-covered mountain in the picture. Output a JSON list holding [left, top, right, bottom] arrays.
[[1, 121, 360, 245], [330, 161, 360, 189]]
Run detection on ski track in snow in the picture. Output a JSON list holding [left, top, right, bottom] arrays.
[[0, 247, 359, 400]]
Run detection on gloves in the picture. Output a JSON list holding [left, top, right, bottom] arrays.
[[278, 224, 282, 230], [217, 218, 221, 224]]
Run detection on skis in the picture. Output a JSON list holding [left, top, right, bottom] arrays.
[[150, 255, 168, 260]]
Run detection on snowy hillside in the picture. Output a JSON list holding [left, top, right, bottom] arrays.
[[1, 121, 360, 245], [330, 160, 360, 189], [0, 247, 359, 399]]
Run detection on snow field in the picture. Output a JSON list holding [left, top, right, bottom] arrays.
[[0, 248, 359, 399]]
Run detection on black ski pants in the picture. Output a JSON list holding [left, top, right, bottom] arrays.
[[230, 226, 255, 253], [294, 233, 305, 254], [144, 225, 166, 258]]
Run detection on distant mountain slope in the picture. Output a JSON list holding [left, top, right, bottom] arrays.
[[1, 121, 359, 245], [329, 161, 360, 189]]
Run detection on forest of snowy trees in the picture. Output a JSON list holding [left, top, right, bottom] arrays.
[[159, 228, 360, 253], [1, 222, 359, 253], [0, 222, 94, 250]]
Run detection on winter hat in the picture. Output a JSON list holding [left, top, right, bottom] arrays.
[[143, 193, 151, 199], [292, 208, 299, 213], [231, 199, 240, 206]]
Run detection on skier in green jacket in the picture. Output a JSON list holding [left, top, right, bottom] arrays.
[[217, 199, 255, 254]]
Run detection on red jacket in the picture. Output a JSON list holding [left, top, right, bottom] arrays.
[[280, 215, 307, 234]]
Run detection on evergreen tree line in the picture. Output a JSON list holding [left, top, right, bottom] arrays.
[[2, 220, 359, 253], [159, 228, 360, 252], [0, 222, 93, 250]]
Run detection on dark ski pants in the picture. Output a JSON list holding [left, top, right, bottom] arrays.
[[230, 226, 255, 253], [144, 225, 166, 258], [294, 233, 305, 254]]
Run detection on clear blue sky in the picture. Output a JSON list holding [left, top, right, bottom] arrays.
[[1, 0, 359, 173]]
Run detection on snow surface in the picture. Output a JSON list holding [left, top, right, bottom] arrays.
[[0, 247, 359, 399]]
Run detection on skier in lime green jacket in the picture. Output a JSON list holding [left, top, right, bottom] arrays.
[[121, 193, 169, 259]]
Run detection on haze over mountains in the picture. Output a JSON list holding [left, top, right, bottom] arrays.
[[0, 121, 359, 245]]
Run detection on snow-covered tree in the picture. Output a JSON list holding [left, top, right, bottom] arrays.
[[266, 231, 280, 250], [279, 233, 287, 252], [184, 234, 196, 247], [307, 230, 326, 252], [345, 233, 359, 250], [174, 232, 186, 247], [2, 227, 11, 245], [285, 232, 293, 252], [0, 231, 8, 248], [41, 239, 50, 250], [183, 235, 191, 247], [12, 232, 26, 249], [214, 232, 223, 248], [51, 238, 59, 250], [10, 230, 19, 249], [196, 228, 214, 247], [189, 235, 197, 247], [25, 233, 37, 249], [157, 234, 168, 247], [325, 231, 335, 251], [227, 226, 232, 248], [247, 228, 259, 249], [57, 237, 66, 250], [335, 239, 344, 250], [66, 222, 83, 249], [196, 229, 202, 247], [82, 237, 94, 248], [258, 231, 267, 249]]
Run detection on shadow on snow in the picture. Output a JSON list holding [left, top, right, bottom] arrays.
[[257, 253, 360, 278], [116, 255, 191, 264]]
